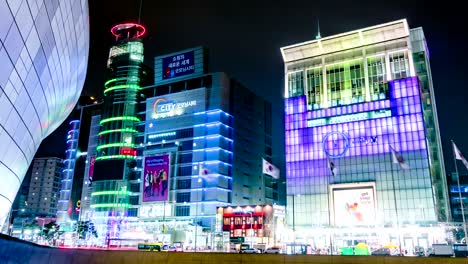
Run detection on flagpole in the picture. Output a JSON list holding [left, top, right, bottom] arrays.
[[389, 147, 403, 255], [452, 140, 468, 243]]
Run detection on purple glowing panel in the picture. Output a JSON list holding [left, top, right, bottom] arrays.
[[285, 77, 425, 162]]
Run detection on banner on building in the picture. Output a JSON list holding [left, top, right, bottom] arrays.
[[331, 184, 376, 227], [143, 154, 170, 202], [262, 158, 280, 179]]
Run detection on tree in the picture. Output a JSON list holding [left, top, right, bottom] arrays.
[[76, 220, 98, 240]]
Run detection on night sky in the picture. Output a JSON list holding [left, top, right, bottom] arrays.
[[37, 0, 468, 177]]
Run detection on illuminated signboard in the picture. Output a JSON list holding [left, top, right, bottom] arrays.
[[146, 88, 206, 121], [332, 185, 376, 227], [139, 204, 172, 218], [162, 50, 195, 80], [307, 109, 392, 127], [143, 154, 170, 202]]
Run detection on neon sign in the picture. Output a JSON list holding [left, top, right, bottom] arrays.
[[151, 98, 197, 119]]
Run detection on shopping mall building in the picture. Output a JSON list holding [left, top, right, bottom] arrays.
[[79, 33, 278, 248], [281, 19, 449, 252]]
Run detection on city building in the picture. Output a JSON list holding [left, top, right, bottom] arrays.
[[83, 46, 278, 248], [0, 0, 89, 230], [24, 158, 63, 217], [280, 19, 448, 251], [216, 204, 286, 251]]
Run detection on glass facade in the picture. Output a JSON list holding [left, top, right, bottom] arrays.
[[285, 77, 436, 227], [281, 19, 448, 248], [0, 0, 89, 229]]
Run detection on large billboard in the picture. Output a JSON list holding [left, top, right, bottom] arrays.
[[146, 88, 206, 121], [143, 154, 170, 202], [331, 184, 376, 227], [162, 50, 195, 80]]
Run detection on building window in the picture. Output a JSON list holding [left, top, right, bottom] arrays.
[[390, 51, 410, 80], [306, 68, 322, 109], [175, 206, 190, 216], [176, 192, 190, 203], [288, 71, 304, 97], [177, 179, 191, 189]]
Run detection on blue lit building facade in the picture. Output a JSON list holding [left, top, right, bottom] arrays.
[[281, 19, 448, 250], [117, 47, 276, 247]]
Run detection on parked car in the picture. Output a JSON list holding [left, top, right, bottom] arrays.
[[240, 248, 261, 254], [371, 248, 391, 256], [264, 247, 282, 254]]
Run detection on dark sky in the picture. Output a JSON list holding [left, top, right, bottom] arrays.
[[38, 0, 468, 176]]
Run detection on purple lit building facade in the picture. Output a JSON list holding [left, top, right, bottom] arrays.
[[281, 20, 448, 249]]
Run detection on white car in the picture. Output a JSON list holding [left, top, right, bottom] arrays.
[[240, 248, 261, 254], [264, 247, 282, 254]]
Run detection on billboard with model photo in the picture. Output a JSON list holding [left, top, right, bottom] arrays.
[[143, 154, 170, 202]]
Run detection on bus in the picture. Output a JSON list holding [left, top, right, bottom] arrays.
[[137, 242, 169, 252]]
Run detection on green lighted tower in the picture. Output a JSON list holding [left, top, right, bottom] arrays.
[[90, 24, 151, 241], [96, 23, 147, 161]]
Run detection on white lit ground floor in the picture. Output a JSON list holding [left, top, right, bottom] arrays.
[[281, 225, 449, 255], [87, 216, 219, 250]]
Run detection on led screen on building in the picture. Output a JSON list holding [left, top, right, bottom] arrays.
[[143, 154, 170, 202], [162, 50, 195, 80], [332, 185, 376, 227], [146, 88, 206, 122]]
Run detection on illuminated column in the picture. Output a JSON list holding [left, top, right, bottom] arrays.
[[57, 120, 80, 224], [96, 23, 146, 162]]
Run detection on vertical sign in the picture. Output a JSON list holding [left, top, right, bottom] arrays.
[[143, 154, 170, 202], [89, 156, 96, 182]]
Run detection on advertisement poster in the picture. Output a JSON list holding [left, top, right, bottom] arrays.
[[162, 50, 195, 80], [333, 187, 376, 226], [143, 154, 170, 202], [88, 156, 96, 182]]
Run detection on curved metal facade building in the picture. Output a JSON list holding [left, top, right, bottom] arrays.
[[0, 0, 89, 228]]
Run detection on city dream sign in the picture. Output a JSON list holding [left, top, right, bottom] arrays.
[[151, 98, 197, 119]]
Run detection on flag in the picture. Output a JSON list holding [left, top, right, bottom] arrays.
[[199, 163, 210, 176], [327, 157, 336, 176], [453, 141, 468, 171], [390, 145, 410, 170], [262, 158, 280, 179]]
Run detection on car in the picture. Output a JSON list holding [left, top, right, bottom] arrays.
[[240, 248, 261, 254], [371, 248, 391, 256], [264, 247, 282, 254]]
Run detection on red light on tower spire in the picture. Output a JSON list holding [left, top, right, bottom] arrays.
[[110, 23, 146, 41]]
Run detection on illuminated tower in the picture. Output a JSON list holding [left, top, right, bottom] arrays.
[[96, 23, 146, 162], [90, 23, 151, 238]]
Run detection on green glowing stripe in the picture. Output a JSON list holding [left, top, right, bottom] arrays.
[[98, 128, 138, 136], [96, 143, 135, 151], [95, 155, 136, 161], [91, 191, 131, 196], [100, 116, 140, 124], [104, 78, 127, 87], [90, 203, 130, 209], [104, 84, 141, 94]]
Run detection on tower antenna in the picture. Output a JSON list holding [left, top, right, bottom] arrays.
[[138, 0, 143, 24], [316, 19, 321, 40]]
